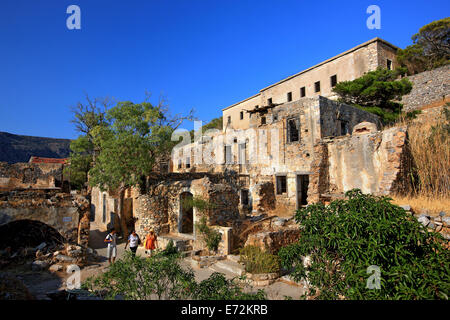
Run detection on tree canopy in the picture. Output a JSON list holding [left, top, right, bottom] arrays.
[[332, 67, 412, 123], [397, 17, 450, 74]]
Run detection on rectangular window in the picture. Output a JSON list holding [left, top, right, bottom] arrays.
[[387, 59, 392, 70], [287, 92, 292, 102], [267, 98, 272, 105], [300, 87, 306, 97], [224, 145, 232, 164], [238, 143, 246, 164], [240, 111, 244, 120], [314, 81, 321, 93], [287, 117, 300, 142], [227, 116, 231, 124], [186, 157, 190, 169], [178, 159, 182, 169], [261, 116, 266, 125], [276, 175, 287, 195], [241, 189, 249, 206], [330, 75, 337, 87]]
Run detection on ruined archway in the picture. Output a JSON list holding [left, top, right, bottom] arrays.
[[179, 192, 194, 234], [0, 220, 65, 251]]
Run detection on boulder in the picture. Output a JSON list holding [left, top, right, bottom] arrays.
[[31, 260, 49, 271], [34, 242, 47, 251], [54, 254, 75, 263], [49, 264, 63, 272], [417, 215, 430, 227]]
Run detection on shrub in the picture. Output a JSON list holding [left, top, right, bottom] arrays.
[[239, 246, 281, 274], [195, 216, 222, 252], [82, 251, 266, 300], [192, 272, 266, 300], [279, 189, 450, 300]]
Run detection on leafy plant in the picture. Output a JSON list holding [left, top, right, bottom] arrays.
[[239, 246, 281, 274], [192, 272, 266, 300], [82, 251, 266, 300], [279, 189, 450, 300], [195, 216, 222, 252], [83, 251, 194, 300]]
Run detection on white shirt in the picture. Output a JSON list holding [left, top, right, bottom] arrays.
[[128, 234, 139, 247], [105, 233, 117, 247]]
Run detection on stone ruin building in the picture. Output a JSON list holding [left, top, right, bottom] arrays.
[[1, 37, 440, 257], [90, 37, 445, 256], [0, 157, 90, 248]]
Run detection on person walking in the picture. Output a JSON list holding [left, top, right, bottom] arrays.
[[125, 230, 141, 257], [104, 229, 118, 265], [144, 229, 158, 257]]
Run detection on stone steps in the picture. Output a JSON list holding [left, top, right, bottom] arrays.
[[209, 259, 245, 276]]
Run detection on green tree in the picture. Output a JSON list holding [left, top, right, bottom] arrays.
[[88, 98, 192, 237], [332, 68, 412, 123], [278, 190, 450, 300], [397, 17, 450, 74], [65, 95, 110, 191]]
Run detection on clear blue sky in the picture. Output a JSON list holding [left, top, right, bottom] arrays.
[[0, 0, 448, 139]]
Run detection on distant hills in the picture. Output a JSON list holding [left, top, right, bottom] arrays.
[[0, 132, 71, 164]]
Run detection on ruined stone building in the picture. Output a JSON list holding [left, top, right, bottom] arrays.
[[0, 158, 90, 246], [89, 38, 448, 255]]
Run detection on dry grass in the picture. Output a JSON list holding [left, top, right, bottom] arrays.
[[387, 105, 450, 215], [406, 106, 450, 197], [390, 195, 450, 217]]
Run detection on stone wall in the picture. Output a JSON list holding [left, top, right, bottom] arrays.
[[133, 174, 240, 252], [0, 162, 65, 191], [0, 190, 80, 242], [401, 65, 450, 111]]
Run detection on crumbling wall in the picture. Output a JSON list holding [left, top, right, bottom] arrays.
[[401, 65, 450, 111], [326, 126, 410, 196], [0, 162, 64, 190], [133, 174, 240, 240], [0, 190, 80, 242]]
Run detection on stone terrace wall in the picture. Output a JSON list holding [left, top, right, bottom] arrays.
[[325, 126, 410, 196], [0, 190, 80, 242], [401, 65, 450, 111]]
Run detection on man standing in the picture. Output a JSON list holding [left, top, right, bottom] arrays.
[[125, 230, 141, 257], [104, 229, 117, 265]]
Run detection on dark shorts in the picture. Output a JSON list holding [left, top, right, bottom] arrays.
[[130, 246, 138, 255]]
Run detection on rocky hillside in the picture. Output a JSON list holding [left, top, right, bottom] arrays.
[[0, 132, 71, 164]]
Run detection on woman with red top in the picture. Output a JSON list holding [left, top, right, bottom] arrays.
[[144, 229, 158, 256]]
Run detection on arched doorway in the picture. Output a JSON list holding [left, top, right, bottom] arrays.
[[179, 192, 194, 234], [0, 220, 65, 251]]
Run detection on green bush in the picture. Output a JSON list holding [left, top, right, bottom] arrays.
[[239, 246, 281, 274], [192, 272, 266, 300], [82, 251, 266, 300], [278, 189, 450, 300], [195, 216, 222, 252]]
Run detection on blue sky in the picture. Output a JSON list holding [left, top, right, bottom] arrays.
[[0, 0, 448, 139]]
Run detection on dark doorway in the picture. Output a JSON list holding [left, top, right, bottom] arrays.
[[296, 175, 309, 208], [180, 192, 194, 234]]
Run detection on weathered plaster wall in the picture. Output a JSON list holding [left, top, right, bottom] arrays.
[[326, 126, 409, 196]]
